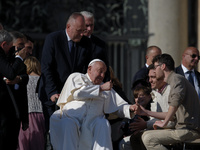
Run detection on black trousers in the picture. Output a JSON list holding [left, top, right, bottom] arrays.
[[0, 114, 20, 150]]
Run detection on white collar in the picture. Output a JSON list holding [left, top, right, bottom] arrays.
[[65, 30, 71, 42], [181, 64, 194, 74]]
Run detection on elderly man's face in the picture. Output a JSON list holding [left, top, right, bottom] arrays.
[[88, 62, 107, 85], [83, 17, 94, 37], [67, 16, 86, 42], [3, 41, 13, 55], [182, 47, 199, 70]]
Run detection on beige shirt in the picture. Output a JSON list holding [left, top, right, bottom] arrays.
[[167, 72, 200, 131]]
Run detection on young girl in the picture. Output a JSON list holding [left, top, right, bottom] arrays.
[[18, 56, 45, 150]]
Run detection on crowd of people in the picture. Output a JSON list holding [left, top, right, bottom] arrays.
[[0, 10, 200, 150]]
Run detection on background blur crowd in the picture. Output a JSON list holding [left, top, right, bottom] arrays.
[[1, 9, 200, 150]]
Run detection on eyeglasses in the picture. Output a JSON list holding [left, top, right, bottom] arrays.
[[76, 29, 87, 34], [154, 64, 162, 69], [185, 53, 200, 60]]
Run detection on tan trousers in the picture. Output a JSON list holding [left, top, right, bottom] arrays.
[[142, 129, 200, 150]]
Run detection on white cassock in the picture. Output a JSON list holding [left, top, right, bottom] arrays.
[[50, 73, 132, 150]]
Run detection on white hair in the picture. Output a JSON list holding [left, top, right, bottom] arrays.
[[88, 59, 105, 67], [0, 30, 13, 44], [80, 11, 94, 19]]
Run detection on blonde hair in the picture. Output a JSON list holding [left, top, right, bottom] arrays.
[[24, 56, 41, 75]]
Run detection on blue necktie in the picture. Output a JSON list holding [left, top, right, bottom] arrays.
[[68, 40, 75, 62], [68, 40, 74, 53], [187, 71, 194, 87]]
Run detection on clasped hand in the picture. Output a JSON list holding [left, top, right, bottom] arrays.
[[129, 104, 148, 116], [100, 80, 113, 91]]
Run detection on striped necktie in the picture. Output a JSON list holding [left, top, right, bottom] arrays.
[[187, 71, 194, 87]]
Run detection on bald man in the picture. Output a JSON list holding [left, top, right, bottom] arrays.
[[132, 46, 162, 86], [38, 12, 91, 137], [175, 47, 200, 99]]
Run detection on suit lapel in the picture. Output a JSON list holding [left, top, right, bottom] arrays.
[[177, 66, 185, 76], [179, 65, 200, 87], [194, 70, 200, 87]]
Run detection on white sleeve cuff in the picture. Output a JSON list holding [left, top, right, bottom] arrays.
[[15, 55, 23, 61]]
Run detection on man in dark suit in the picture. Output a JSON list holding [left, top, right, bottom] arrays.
[[175, 47, 200, 99], [80, 11, 110, 82], [38, 12, 91, 136], [132, 46, 162, 87], [9, 31, 29, 132], [0, 30, 27, 150]]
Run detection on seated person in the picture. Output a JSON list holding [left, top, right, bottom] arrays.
[[136, 54, 200, 150], [50, 59, 136, 150], [130, 64, 175, 150], [119, 85, 152, 150]]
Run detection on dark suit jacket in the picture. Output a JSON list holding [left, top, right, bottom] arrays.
[[175, 65, 200, 88], [0, 47, 26, 149], [9, 62, 29, 125], [6, 47, 29, 125], [132, 65, 149, 86], [0, 47, 26, 117], [89, 34, 110, 82], [38, 30, 90, 120]]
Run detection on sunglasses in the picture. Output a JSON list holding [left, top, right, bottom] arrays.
[[185, 53, 200, 60]]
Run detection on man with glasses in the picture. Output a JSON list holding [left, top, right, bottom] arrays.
[[135, 54, 200, 150], [175, 47, 200, 99], [38, 12, 91, 149], [8, 31, 29, 131]]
